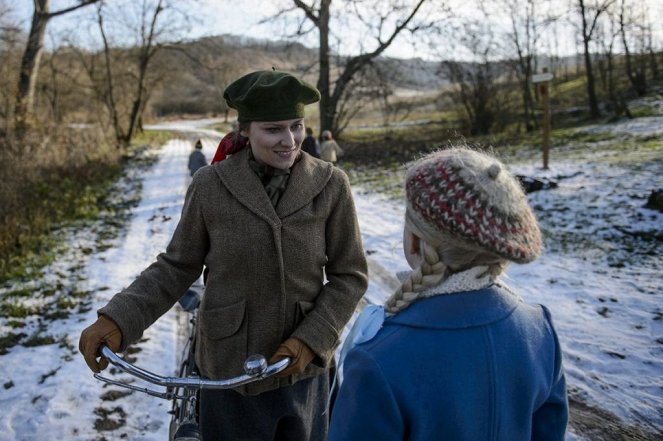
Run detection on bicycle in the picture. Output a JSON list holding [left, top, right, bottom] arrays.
[[94, 287, 290, 441]]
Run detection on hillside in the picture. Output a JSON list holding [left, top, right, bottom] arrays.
[[148, 34, 445, 117]]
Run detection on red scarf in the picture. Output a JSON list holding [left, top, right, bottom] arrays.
[[211, 131, 249, 164]]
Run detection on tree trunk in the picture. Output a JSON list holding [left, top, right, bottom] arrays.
[[14, 0, 100, 136], [649, 47, 659, 80], [521, 56, 536, 131], [317, 0, 333, 135], [583, 42, 600, 118], [14, 0, 50, 135], [620, 1, 647, 97], [579, 0, 601, 118], [295, 0, 426, 137], [123, 54, 149, 146], [98, 8, 124, 147]]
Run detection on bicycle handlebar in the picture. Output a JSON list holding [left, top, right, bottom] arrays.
[[94, 345, 290, 398]]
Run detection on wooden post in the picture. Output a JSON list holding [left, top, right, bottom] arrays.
[[532, 68, 553, 170]]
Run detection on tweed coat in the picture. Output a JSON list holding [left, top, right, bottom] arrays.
[[329, 285, 568, 441], [99, 148, 368, 395]]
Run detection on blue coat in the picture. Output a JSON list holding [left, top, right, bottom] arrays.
[[329, 286, 568, 441]]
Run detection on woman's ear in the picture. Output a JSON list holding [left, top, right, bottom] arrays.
[[239, 123, 250, 138]]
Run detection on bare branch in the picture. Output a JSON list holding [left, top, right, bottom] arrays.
[[47, 0, 102, 19], [293, 0, 319, 25]]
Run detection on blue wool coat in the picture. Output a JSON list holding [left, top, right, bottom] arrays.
[[329, 285, 568, 441]]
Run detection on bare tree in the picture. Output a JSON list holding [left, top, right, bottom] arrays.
[[500, 0, 558, 132], [0, 1, 22, 133], [277, 0, 435, 136], [594, 10, 632, 117], [619, 0, 647, 96], [87, 0, 191, 147], [576, 0, 616, 118], [645, 21, 659, 81], [13, 0, 100, 135], [440, 15, 505, 136]]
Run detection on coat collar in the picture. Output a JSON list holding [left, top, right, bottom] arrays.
[[213, 148, 334, 225], [386, 285, 522, 330]]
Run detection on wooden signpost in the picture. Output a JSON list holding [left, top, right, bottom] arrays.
[[532, 69, 553, 170]]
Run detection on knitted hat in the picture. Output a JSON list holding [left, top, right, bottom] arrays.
[[223, 71, 320, 122], [405, 148, 542, 264]]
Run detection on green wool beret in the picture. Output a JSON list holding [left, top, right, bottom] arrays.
[[223, 70, 321, 122]]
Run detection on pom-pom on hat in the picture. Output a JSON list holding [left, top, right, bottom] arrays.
[[405, 147, 542, 264], [223, 70, 321, 122]]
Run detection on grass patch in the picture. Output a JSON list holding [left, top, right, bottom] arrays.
[[23, 334, 57, 347], [0, 132, 165, 285], [0, 303, 41, 318], [101, 390, 133, 401], [55, 296, 77, 310], [0, 332, 26, 354], [0, 164, 122, 284], [94, 406, 127, 431], [44, 310, 70, 321], [629, 106, 658, 118], [131, 129, 176, 148], [4, 287, 33, 298]]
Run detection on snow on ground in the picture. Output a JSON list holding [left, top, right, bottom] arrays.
[[0, 133, 218, 441], [580, 115, 663, 137], [0, 117, 662, 440], [504, 150, 663, 434]]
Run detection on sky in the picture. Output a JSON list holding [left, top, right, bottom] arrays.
[[7, 0, 438, 59], [9, 0, 662, 63]]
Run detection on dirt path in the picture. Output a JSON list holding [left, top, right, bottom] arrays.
[[569, 395, 663, 440]]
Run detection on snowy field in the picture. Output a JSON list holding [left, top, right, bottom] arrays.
[[0, 117, 661, 440]]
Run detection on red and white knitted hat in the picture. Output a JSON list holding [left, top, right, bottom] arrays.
[[405, 147, 542, 264]]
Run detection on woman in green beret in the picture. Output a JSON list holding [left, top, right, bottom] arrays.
[[79, 70, 369, 440]]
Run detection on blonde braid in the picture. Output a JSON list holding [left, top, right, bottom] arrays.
[[385, 242, 449, 314]]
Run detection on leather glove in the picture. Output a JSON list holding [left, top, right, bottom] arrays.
[[269, 337, 315, 378], [79, 315, 123, 373]]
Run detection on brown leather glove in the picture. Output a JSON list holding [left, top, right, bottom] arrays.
[[269, 337, 315, 378], [79, 315, 123, 373]]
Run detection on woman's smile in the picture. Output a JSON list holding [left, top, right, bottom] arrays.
[[242, 119, 305, 169]]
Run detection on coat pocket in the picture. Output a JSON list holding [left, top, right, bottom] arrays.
[[199, 299, 246, 340], [197, 299, 248, 378]]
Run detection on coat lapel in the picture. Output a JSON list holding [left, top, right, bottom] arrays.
[[213, 148, 280, 226], [276, 153, 334, 218]]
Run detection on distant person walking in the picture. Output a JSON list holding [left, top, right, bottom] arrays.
[[301, 127, 320, 158], [188, 139, 207, 176], [320, 130, 343, 164]]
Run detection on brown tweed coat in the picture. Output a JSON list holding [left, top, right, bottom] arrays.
[[99, 148, 368, 395]]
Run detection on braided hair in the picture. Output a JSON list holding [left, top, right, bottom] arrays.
[[384, 227, 508, 315]]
